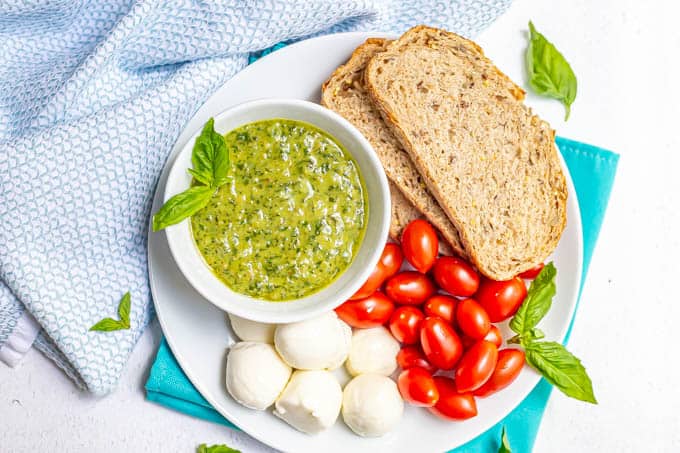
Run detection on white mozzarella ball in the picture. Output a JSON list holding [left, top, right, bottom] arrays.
[[274, 312, 351, 370], [225, 342, 291, 410], [345, 327, 400, 376], [342, 374, 403, 437], [274, 370, 342, 434], [228, 313, 276, 343]]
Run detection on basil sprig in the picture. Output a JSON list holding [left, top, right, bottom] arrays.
[[197, 444, 240, 453], [152, 118, 230, 231], [89, 292, 131, 332], [498, 426, 512, 453], [526, 21, 577, 120], [509, 263, 597, 404]]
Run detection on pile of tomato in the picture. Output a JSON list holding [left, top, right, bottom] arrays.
[[336, 219, 544, 420]]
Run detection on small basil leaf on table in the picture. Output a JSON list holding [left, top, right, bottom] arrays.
[[197, 444, 241, 453], [510, 262, 556, 334], [525, 341, 597, 404], [90, 292, 131, 332], [116, 291, 131, 328], [498, 425, 512, 453], [526, 21, 577, 120], [152, 185, 214, 232], [89, 318, 126, 332]]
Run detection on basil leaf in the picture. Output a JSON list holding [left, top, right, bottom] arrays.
[[152, 185, 213, 231], [528, 327, 545, 340], [90, 292, 132, 332], [153, 118, 231, 232], [197, 444, 241, 453], [525, 341, 597, 403], [117, 292, 131, 328], [191, 118, 230, 188], [89, 318, 126, 332], [526, 21, 577, 120], [510, 262, 556, 334], [498, 426, 512, 453], [187, 167, 211, 186]]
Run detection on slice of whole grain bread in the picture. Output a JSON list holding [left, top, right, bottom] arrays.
[[388, 181, 420, 240], [321, 38, 466, 257], [365, 26, 567, 280], [389, 181, 454, 256]]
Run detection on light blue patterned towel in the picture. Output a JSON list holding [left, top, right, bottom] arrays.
[[0, 0, 511, 394]]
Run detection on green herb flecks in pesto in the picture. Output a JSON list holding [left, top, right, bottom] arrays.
[[191, 119, 367, 301]]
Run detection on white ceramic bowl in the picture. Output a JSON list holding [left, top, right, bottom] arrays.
[[163, 98, 390, 324]]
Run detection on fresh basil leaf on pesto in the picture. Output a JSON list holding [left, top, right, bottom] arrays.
[[190, 118, 230, 187], [191, 119, 367, 301], [152, 185, 214, 232], [526, 21, 577, 120], [152, 118, 230, 231]]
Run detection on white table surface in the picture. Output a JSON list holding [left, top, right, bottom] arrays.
[[3, 0, 680, 451]]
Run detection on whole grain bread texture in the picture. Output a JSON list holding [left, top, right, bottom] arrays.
[[365, 26, 567, 280], [389, 181, 454, 256], [387, 181, 420, 240], [321, 38, 466, 257]]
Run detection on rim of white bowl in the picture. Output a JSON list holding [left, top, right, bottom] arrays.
[[162, 98, 390, 324]]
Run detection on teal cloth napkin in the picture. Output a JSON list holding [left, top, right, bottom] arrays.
[[145, 136, 618, 452]]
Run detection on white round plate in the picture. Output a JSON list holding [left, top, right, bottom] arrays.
[[148, 32, 583, 453]]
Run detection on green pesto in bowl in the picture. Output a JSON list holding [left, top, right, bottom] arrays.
[[190, 119, 368, 301]]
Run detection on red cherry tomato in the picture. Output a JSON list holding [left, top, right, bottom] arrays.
[[423, 295, 457, 324], [476, 277, 528, 322], [484, 325, 503, 348], [455, 340, 499, 393], [385, 271, 436, 305], [518, 263, 545, 279], [389, 306, 425, 344], [420, 317, 463, 370], [464, 324, 503, 349], [380, 243, 405, 277], [461, 324, 503, 351], [432, 256, 480, 297], [335, 291, 395, 328], [428, 376, 478, 421], [474, 349, 525, 397], [397, 367, 439, 407], [350, 243, 404, 300], [401, 219, 439, 273], [396, 346, 436, 373], [455, 298, 491, 340]]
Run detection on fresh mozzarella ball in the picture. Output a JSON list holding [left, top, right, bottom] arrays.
[[274, 312, 351, 370], [342, 374, 403, 437], [345, 327, 400, 376], [228, 313, 276, 343], [225, 342, 291, 410], [274, 370, 342, 434]]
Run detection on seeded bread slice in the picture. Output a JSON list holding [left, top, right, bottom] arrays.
[[388, 181, 420, 240], [365, 26, 567, 280], [321, 38, 466, 257], [389, 181, 454, 256]]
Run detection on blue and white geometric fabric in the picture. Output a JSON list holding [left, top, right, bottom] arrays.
[[0, 0, 511, 394]]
